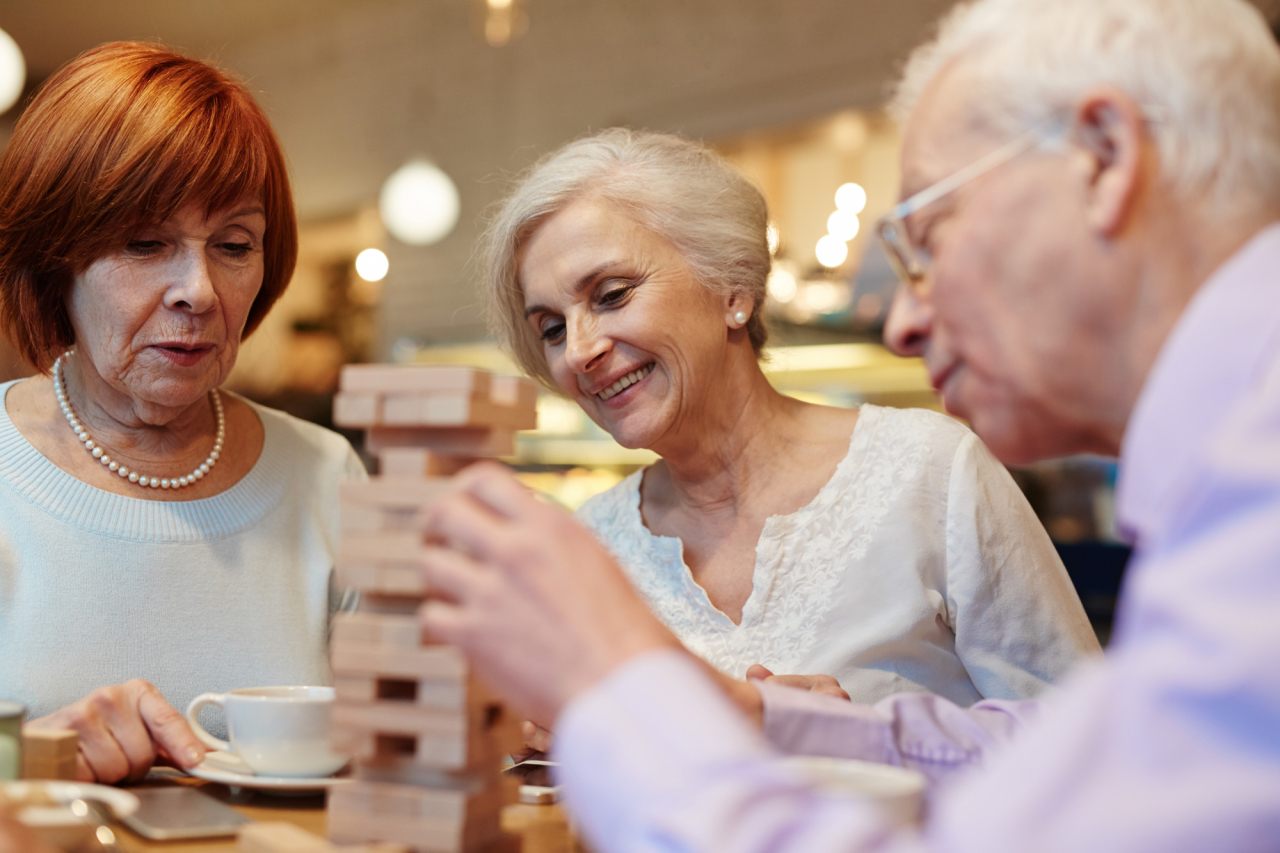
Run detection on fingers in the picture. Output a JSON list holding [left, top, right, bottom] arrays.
[[745, 664, 774, 681], [453, 463, 539, 520], [420, 545, 485, 604], [758, 672, 852, 703], [522, 721, 553, 753], [136, 682, 205, 769], [422, 492, 508, 561]]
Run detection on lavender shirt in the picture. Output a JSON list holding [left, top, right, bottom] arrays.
[[553, 223, 1280, 852]]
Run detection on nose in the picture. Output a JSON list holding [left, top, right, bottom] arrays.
[[883, 284, 934, 357], [163, 246, 218, 316], [563, 312, 609, 375]]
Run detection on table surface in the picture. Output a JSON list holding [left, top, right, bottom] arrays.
[[114, 771, 583, 853]]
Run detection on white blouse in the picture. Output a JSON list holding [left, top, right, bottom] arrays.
[[575, 404, 1100, 706]]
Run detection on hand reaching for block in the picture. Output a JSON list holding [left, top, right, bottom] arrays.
[[417, 462, 682, 727]]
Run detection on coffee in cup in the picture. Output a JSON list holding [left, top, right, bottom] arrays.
[[186, 686, 347, 778]]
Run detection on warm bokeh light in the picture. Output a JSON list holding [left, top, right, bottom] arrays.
[[487, 0, 513, 8], [815, 234, 849, 268], [355, 248, 389, 282], [766, 223, 780, 256], [826, 209, 860, 242], [0, 28, 25, 115], [379, 161, 460, 246], [835, 182, 868, 214], [767, 266, 797, 303]]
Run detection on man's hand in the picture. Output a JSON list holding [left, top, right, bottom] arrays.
[[29, 679, 205, 783], [418, 463, 681, 726], [745, 665, 851, 701]]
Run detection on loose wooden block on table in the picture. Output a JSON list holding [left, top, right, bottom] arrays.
[[21, 728, 78, 780]]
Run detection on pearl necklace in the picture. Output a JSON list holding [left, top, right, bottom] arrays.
[[52, 351, 225, 490]]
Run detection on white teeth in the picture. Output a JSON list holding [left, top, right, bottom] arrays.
[[597, 363, 654, 401]]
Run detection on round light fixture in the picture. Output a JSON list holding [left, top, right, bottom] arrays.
[[835, 182, 868, 215], [826, 209, 860, 242], [815, 235, 849, 269], [379, 160, 460, 246], [766, 266, 797, 303], [355, 248, 389, 282], [0, 28, 26, 116]]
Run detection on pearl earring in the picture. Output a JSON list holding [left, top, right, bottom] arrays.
[[732, 310, 748, 325]]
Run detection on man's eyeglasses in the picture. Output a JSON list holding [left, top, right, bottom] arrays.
[[877, 114, 1070, 297]]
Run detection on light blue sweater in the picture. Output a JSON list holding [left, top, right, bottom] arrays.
[[0, 380, 364, 721]]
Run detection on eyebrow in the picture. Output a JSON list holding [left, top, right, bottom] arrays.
[[523, 260, 625, 319]]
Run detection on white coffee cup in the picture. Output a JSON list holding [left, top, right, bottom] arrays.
[[780, 756, 926, 827], [185, 686, 347, 778]]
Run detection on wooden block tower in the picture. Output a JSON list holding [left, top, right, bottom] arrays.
[[328, 364, 536, 853]]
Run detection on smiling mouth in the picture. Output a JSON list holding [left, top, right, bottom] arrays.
[[597, 363, 654, 401]]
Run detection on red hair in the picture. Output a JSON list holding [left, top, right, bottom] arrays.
[[0, 42, 298, 370]]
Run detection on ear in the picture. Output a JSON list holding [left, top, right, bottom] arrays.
[[725, 291, 754, 328], [1070, 88, 1148, 238]]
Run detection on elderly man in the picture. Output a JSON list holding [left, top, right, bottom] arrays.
[[414, 0, 1280, 850]]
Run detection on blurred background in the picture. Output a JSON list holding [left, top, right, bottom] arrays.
[[3, 0, 1279, 640]]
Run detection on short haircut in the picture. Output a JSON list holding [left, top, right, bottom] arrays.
[[479, 128, 771, 389], [892, 0, 1280, 214], [0, 41, 298, 371]]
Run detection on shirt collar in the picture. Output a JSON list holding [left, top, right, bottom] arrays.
[[1116, 222, 1280, 552]]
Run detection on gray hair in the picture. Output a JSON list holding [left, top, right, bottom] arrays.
[[892, 0, 1280, 212], [478, 128, 771, 389]]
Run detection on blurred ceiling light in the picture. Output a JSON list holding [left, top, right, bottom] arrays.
[[0, 27, 25, 115], [826, 209, 860, 242], [483, 0, 527, 46], [487, 0, 513, 8], [766, 223, 780, 256], [379, 160, 460, 246], [815, 234, 849, 268], [767, 266, 797, 303], [835, 182, 868, 215], [355, 248, 389, 282]]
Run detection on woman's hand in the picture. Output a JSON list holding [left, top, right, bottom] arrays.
[[28, 679, 206, 783], [745, 665, 851, 701], [515, 720, 554, 762], [418, 463, 681, 727]]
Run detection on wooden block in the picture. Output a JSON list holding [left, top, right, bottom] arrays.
[[366, 428, 516, 459], [338, 531, 424, 564], [333, 702, 468, 740], [334, 393, 383, 428], [331, 701, 508, 773], [21, 729, 77, 760], [331, 639, 467, 681], [239, 821, 335, 853], [340, 479, 453, 510], [330, 780, 501, 822], [488, 376, 537, 412], [381, 396, 536, 432], [333, 673, 479, 712], [378, 448, 476, 479], [352, 755, 496, 790], [341, 365, 491, 397], [22, 755, 78, 781], [357, 594, 423, 616], [336, 562, 427, 598], [333, 613, 423, 648], [341, 505, 420, 534]]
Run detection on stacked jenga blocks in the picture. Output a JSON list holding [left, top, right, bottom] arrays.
[[328, 365, 533, 853], [21, 728, 77, 780]]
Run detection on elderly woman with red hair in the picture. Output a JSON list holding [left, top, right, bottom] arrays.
[[0, 43, 363, 782]]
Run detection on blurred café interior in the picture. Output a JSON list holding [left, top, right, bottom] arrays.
[[3, 0, 1278, 643]]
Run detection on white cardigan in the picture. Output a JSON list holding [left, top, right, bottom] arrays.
[[0, 380, 365, 721], [575, 405, 1100, 706]]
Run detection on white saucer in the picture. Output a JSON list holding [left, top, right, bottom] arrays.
[[186, 750, 351, 793]]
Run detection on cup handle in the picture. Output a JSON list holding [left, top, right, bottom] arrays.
[[185, 693, 231, 752]]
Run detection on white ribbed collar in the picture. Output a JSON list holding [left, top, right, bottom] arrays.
[[0, 379, 288, 542]]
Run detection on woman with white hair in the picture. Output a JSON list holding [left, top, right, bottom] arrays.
[[480, 128, 1098, 727]]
